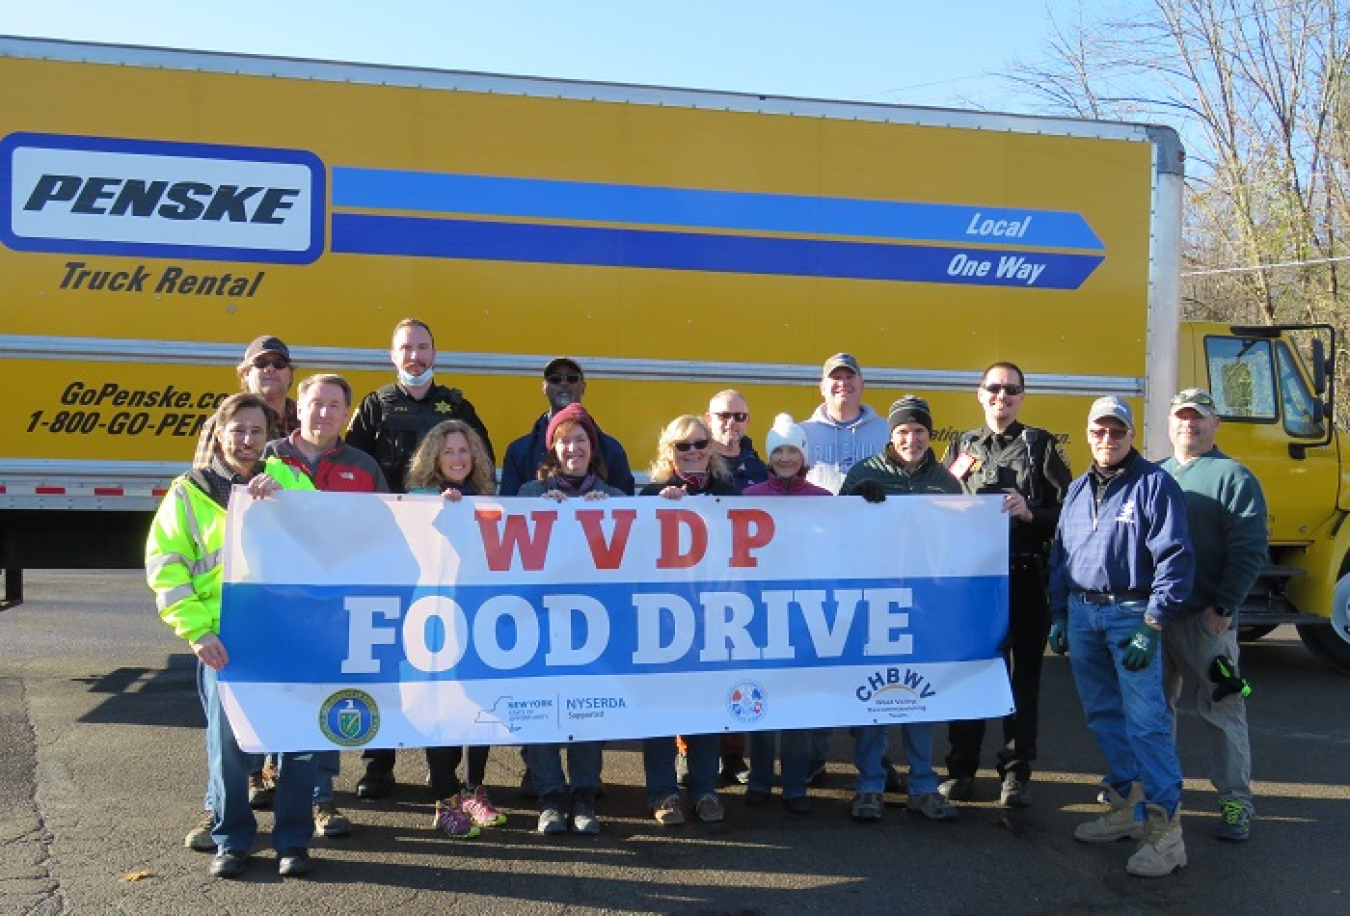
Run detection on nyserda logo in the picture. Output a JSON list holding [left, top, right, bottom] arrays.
[[0, 132, 325, 264]]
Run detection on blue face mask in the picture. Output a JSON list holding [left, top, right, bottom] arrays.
[[398, 366, 435, 388]]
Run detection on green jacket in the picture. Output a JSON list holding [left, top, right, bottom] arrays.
[[145, 456, 312, 644], [840, 446, 962, 497]]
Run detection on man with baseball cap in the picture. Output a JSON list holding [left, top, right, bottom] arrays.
[[499, 357, 633, 496], [801, 353, 888, 494], [1159, 387, 1266, 842], [1048, 395, 1194, 877], [191, 335, 299, 468]]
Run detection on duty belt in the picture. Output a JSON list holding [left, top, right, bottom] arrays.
[[1075, 590, 1150, 605]]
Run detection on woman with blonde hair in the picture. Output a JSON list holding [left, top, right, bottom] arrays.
[[403, 419, 505, 838], [638, 414, 739, 827]]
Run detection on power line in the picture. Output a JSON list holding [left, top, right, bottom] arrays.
[[1183, 252, 1350, 277]]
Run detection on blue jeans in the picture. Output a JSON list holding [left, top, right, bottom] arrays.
[[643, 734, 718, 806], [851, 724, 937, 794], [747, 730, 812, 798], [524, 741, 603, 799], [200, 661, 316, 853], [1067, 594, 1183, 816], [313, 751, 340, 805]]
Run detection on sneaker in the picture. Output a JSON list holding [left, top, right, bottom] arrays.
[[356, 768, 395, 799], [461, 785, 507, 828], [783, 795, 812, 816], [938, 776, 974, 802], [743, 789, 772, 806], [1000, 773, 1031, 809], [185, 810, 215, 852], [432, 796, 482, 839], [695, 793, 725, 823], [675, 752, 690, 788], [313, 801, 352, 838], [908, 792, 958, 821], [1126, 804, 1187, 877], [277, 847, 311, 878], [851, 792, 883, 821], [571, 790, 601, 835], [1075, 782, 1146, 843], [1216, 800, 1252, 842], [652, 794, 685, 826], [248, 764, 277, 810], [537, 803, 568, 835], [209, 849, 248, 879]]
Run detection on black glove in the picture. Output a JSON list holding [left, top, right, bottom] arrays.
[[853, 479, 886, 503]]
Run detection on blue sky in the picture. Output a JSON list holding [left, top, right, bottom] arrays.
[[0, 0, 1128, 112]]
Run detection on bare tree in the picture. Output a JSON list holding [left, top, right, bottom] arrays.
[[1007, 0, 1350, 338]]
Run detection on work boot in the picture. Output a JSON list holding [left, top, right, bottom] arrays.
[[1074, 781, 1146, 842], [1126, 804, 1187, 877]]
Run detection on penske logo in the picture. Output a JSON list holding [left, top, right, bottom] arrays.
[[1, 132, 325, 264]]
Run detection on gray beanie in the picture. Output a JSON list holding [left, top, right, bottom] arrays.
[[887, 395, 933, 433]]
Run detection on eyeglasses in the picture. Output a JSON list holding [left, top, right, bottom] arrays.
[[982, 383, 1024, 396], [674, 438, 710, 452], [252, 358, 289, 371], [546, 373, 582, 385], [713, 411, 748, 422], [1088, 426, 1131, 440]]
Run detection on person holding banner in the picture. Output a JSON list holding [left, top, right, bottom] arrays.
[[405, 418, 507, 838], [839, 395, 960, 823], [939, 362, 1072, 808], [638, 415, 739, 825], [146, 393, 319, 879], [517, 403, 626, 834], [740, 413, 831, 815]]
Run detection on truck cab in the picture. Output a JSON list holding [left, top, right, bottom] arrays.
[[1178, 321, 1350, 672]]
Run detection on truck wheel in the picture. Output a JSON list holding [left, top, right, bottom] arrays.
[[1238, 625, 1277, 642], [1298, 571, 1350, 675]]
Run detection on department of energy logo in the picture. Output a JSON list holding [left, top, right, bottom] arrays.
[[319, 689, 380, 747], [726, 680, 766, 724]]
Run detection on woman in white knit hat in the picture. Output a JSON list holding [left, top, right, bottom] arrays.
[[741, 414, 831, 813]]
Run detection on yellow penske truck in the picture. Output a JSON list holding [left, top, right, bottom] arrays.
[[1, 36, 1347, 672]]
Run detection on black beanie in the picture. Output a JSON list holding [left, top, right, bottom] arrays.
[[887, 395, 933, 433]]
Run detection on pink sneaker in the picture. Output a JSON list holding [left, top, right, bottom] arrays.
[[460, 785, 507, 828], [432, 796, 481, 839]]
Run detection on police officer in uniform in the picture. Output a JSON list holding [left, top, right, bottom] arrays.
[[345, 317, 494, 797], [939, 361, 1071, 807]]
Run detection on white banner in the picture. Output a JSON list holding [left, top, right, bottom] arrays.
[[218, 491, 1012, 752]]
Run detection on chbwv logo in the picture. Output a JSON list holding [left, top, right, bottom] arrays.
[[2, 132, 325, 265]]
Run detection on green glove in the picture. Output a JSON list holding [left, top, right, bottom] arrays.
[[1118, 623, 1160, 670], [1047, 616, 1069, 655]]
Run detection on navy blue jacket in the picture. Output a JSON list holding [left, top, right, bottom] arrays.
[[1049, 451, 1194, 624]]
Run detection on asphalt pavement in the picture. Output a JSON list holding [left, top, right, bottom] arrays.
[[2, 570, 1348, 915]]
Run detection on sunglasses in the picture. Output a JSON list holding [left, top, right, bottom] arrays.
[[1088, 426, 1130, 440], [713, 411, 748, 422], [546, 373, 582, 385], [252, 358, 290, 371], [674, 438, 710, 452], [982, 383, 1024, 396]]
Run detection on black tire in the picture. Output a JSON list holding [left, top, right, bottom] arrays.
[[1238, 624, 1278, 642], [1297, 623, 1350, 676]]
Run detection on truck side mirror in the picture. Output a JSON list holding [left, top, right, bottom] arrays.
[[1312, 338, 1328, 395]]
